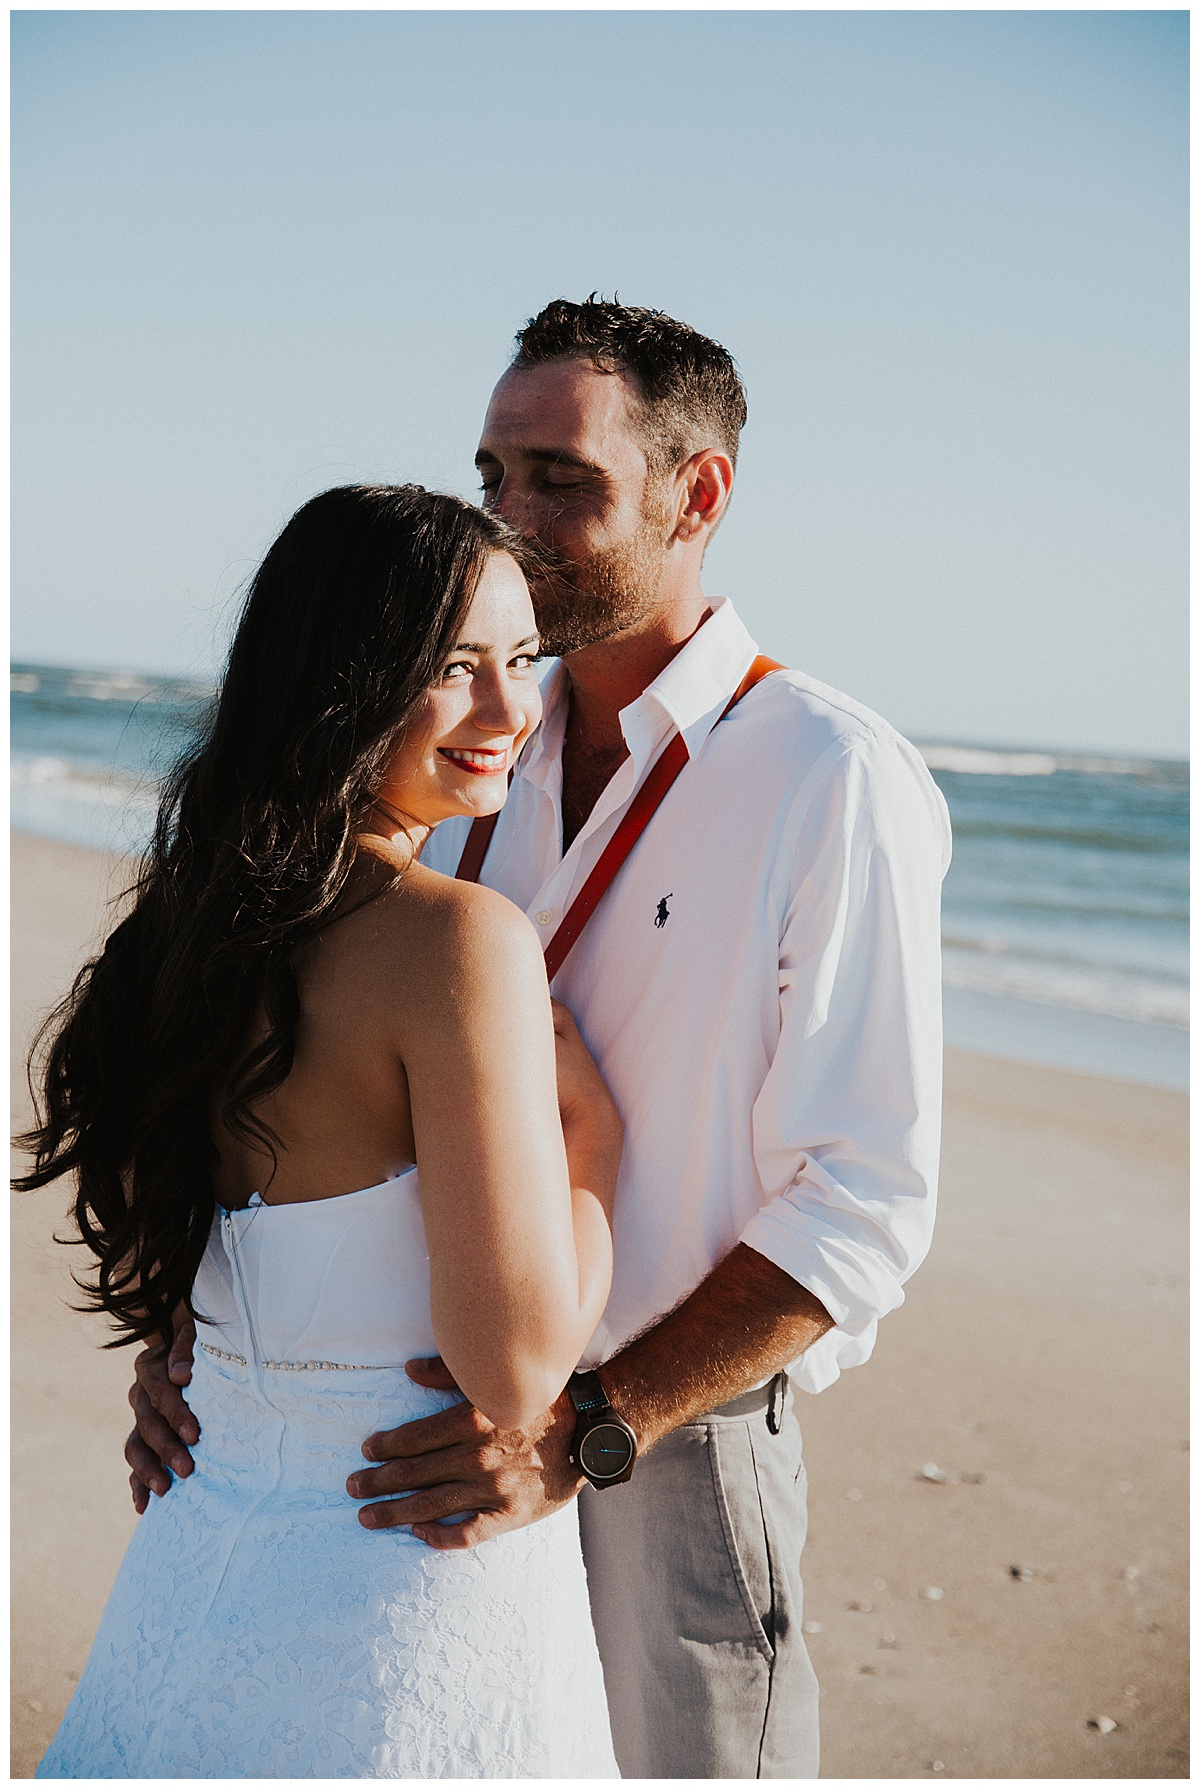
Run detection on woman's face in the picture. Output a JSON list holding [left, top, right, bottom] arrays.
[[375, 551, 542, 833]]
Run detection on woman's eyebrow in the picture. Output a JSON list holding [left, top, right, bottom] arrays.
[[449, 634, 540, 654]]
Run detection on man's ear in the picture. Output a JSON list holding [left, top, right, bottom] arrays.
[[671, 449, 735, 544]]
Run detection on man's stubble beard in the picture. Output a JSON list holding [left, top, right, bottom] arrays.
[[530, 493, 674, 659]]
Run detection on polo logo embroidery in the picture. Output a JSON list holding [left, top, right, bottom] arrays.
[[654, 895, 673, 929]]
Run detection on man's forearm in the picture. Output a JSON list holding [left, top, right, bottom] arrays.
[[597, 1243, 834, 1451]]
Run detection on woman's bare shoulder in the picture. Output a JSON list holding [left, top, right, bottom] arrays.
[[408, 861, 537, 936], [361, 861, 544, 1003]]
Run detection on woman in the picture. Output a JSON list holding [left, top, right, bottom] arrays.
[[18, 485, 622, 1778]]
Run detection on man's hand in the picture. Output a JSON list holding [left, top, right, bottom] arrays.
[[125, 1318, 200, 1513], [346, 1358, 583, 1550]]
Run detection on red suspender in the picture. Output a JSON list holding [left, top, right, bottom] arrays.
[[456, 654, 784, 980], [453, 806, 501, 883]]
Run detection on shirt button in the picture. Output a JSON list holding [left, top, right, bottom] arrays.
[[535, 910, 553, 926]]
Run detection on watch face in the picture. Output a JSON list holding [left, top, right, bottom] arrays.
[[579, 1421, 635, 1481]]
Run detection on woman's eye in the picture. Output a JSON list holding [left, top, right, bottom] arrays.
[[441, 661, 472, 681], [510, 654, 542, 671]]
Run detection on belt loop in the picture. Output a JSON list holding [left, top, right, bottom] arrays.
[[766, 1371, 786, 1434]]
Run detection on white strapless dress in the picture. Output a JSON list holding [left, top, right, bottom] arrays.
[[37, 1173, 617, 1779]]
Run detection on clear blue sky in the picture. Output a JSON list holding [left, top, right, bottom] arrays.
[[12, 10, 1188, 755]]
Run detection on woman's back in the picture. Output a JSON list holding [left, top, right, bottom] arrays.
[[211, 858, 480, 1212], [214, 852, 616, 1432]]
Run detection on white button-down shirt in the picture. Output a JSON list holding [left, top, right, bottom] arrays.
[[423, 598, 952, 1394]]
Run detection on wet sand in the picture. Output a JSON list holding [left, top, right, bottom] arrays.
[[10, 830, 1189, 1777]]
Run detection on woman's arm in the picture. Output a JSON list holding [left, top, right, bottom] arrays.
[[398, 883, 619, 1431]]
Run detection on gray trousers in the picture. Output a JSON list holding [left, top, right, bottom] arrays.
[[577, 1380, 820, 1779]]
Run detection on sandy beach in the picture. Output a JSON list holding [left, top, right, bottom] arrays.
[[10, 829, 1189, 1779]]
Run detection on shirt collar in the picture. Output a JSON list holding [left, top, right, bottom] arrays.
[[515, 597, 759, 787], [622, 597, 759, 768]]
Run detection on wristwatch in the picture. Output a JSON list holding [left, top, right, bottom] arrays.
[[566, 1370, 638, 1489]]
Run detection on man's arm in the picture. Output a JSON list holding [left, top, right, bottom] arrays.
[[340, 1245, 831, 1550], [597, 1244, 831, 1445]]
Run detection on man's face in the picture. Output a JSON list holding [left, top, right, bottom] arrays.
[[475, 359, 674, 657]]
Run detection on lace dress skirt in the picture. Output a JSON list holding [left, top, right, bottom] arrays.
[[37, 1181, 617, 1779]]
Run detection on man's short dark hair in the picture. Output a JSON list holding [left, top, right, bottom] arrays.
[[512, 296, 747, 477]]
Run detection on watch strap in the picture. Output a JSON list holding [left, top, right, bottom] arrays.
[[567, 1369, 610, 1416]]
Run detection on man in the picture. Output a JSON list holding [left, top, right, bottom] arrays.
[[128, 298, 951, 1778]]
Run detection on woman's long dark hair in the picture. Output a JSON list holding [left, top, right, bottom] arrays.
[[15, 484, 538, 1348]]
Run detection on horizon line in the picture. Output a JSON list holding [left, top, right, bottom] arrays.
[[10, 655, 1190, 769]]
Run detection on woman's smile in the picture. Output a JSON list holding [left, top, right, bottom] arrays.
[[437, 745, 510, 775]]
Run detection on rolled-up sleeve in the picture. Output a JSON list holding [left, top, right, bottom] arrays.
[[739, 730, 952, 1393]]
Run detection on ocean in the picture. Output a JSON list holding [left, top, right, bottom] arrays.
[[11, 663, 1189, 1089]]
